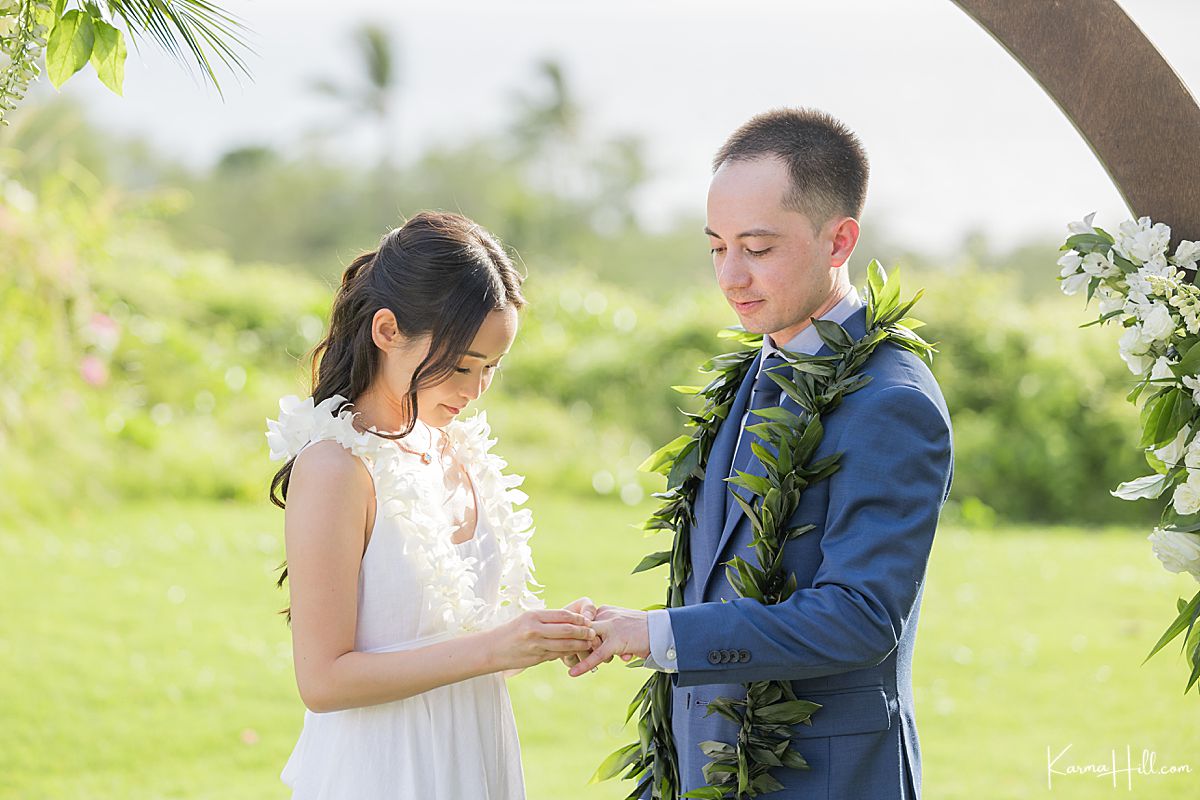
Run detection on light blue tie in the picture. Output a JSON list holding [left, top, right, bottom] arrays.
[[726, 352, 786, 516]]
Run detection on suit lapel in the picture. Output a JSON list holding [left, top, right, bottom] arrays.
[[693, 349, 761, 592], [702, 306, 870, 593]]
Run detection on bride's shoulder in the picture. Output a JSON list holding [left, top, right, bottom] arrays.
[[291, 438, 373, 485]]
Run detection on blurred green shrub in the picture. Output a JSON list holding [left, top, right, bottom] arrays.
[[0, 163, 1154, 529], [916, 265, 1151, 525], [0, 170, 328, 523]]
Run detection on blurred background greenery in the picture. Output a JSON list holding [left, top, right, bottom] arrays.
[[2, 30, 1197, 800], [0, 64, 1158, 530]]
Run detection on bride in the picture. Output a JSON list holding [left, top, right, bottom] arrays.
[[265, 211, 598, 799]]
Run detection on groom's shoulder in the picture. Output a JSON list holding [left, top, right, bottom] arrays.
[[837, 341, 949, 427]]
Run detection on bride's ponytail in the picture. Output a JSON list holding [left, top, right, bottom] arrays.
[[268, 249, 378, 513], [338, 249, 375, 289]]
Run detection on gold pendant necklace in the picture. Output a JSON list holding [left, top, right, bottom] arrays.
[[352, 410, 438, 464], [395, 422, 438, 465]]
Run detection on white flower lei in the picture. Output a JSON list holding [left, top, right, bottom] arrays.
[[266, 394, 544, 634]]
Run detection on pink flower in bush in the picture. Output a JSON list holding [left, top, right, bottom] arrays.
[[88, 312, 121, 351], [80, 355, 109, 387]]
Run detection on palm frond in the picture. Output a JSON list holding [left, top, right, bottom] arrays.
[[103, 0, 255, 95], [355, 23, 393, 93]]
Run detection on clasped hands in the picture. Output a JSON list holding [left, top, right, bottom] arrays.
[[560, 596, 650, 678]]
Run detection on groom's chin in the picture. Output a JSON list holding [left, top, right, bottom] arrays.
[[735, 317, 770, 335], [729, 308, 773, 334]]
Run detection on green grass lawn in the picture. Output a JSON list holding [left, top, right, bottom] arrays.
[[2, 495, 1198, 799]]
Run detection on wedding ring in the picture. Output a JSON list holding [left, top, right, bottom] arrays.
[[590, 667, 598, 673]]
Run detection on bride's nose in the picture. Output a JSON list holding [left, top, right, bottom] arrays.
[[462, 374, 484, 402]]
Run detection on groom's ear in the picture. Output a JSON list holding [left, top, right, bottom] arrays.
[[827, 217, 860, 269]]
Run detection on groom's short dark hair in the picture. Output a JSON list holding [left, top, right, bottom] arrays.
[[714, 107, 869, 230]]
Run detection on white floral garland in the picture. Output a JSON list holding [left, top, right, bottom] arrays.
[[1058, 214, 1200, 691], [266, 394, 544, 634]]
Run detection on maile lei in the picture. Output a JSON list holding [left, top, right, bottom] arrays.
[[1056, 213, 1200, 693], [595, 261, 934, 800]]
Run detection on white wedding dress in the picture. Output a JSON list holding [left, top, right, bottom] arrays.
[[265, 395, 544, 799]]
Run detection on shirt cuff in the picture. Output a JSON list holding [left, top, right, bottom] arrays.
[[645, 608, 678, 673]]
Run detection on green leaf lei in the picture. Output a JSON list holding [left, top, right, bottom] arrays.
[[594, 261, 935, 800]]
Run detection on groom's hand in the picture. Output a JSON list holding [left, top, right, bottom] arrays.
[[567, 605, 649, 677], [560, 597, 598, 669]]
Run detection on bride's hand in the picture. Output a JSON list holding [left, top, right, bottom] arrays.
[[485, 609, 597, 671]]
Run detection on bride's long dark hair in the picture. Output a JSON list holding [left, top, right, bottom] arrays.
[[269, 211, 526, 605]]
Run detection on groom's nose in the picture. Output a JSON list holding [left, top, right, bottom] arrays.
[[717, 252, 751, 293]]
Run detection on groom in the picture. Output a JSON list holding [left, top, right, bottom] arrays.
[[569, 108, 954, 799]]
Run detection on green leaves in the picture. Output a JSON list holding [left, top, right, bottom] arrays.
[[1063, 230, 1115, 253], [3, 0, 253, 122], [1172, 340, 1200, 378], [46, 10, 95, 88], [812, 318, 855, 351], [43, 6, 128, 94], [1144, 589, 1200, 664], [668, 438, 703, 489], [1111, 473, 1173, 501], [104, 0, 252, 95], [779, 748, 810, 770], [590, 742, 641, 784], [1140, 389, 1193, 449], [698, 740, 735, 759], [755, 699, 821, 724], [90, 20, 127, 94], [717, 326, 765, 346], [728, 470, 772, 498], [640, 434, 694, 476], [631, 550, 672, 574]]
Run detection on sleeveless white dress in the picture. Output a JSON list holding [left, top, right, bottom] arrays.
[[265, 394, 545, 799]]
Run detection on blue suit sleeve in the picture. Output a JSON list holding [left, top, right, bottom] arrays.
[[665, 383, 952, 686]]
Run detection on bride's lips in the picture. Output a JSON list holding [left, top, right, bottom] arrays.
[[442, 403, 462, 415], [730, 298, 764, 313]]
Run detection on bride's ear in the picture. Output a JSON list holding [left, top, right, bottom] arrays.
[[370, 308, 403, 354]]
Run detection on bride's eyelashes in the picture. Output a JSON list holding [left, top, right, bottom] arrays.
[[453, 363, 502, 375]]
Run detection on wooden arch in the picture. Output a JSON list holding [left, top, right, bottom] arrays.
[[951, 0, 1200, 244]]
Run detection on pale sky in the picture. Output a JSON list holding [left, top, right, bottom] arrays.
[[47, 0, 1200, 256]]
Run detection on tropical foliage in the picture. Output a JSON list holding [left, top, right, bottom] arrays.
[[0, 0, 250, 125]]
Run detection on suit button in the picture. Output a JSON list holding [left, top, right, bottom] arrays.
[[739, 649, 751, 663], [720, 649, 733, 663], [708, 650, 721, 665]]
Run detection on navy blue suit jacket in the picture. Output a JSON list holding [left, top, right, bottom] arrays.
[[665, 306, 954, 799]]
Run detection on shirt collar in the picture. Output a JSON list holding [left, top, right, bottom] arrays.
[[761, 288, 864, 364]]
